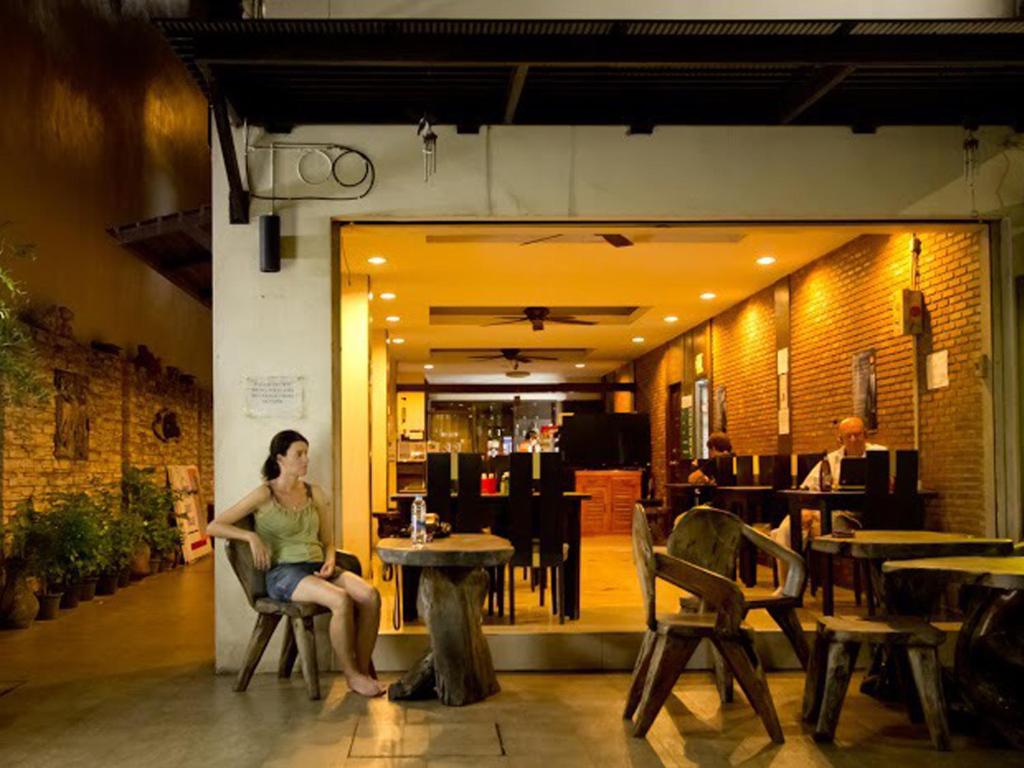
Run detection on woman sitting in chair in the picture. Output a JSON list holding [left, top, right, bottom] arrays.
[[207, 429, 385, 697]]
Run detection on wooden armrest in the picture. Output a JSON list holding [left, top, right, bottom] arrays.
[[334, 549, 362, 577], [740, 524, 806, 598], [654, 552, 745, 631]]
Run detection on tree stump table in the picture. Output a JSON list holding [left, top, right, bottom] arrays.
[[377, 533, 513, 707], [883, 555, 1024, 749]]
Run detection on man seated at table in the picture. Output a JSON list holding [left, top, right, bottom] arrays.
[[770, 416, 886, 589], [687, 432, 733, 485]]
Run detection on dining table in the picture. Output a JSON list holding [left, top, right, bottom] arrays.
[[883, 553, 1024, 748], [378, 533, 513, 706], [389, 491, 589, 623]]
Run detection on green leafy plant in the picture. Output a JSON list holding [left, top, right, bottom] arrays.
[[0, 224, 48, 406], [11, 499, 64, 594], [100, 510, 145, 575], [121, 467, 183, 558], [42, 491, 107, 584]]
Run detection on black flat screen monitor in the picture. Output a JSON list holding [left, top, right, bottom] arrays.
[[838, 457, 866, 489], [560, 413, 651, 469]]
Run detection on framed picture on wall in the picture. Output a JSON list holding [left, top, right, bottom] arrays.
[[851, 349, 878, 430], [715, 385, 727, 433]]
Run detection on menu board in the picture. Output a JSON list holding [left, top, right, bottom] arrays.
[[166, 465, 212, 563]]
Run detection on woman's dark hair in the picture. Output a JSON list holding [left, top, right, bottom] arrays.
[[261, 430, 309, 481], [707, 432, 732, 453]]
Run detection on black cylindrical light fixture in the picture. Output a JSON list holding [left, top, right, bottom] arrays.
[[259, 214, 281, 273]]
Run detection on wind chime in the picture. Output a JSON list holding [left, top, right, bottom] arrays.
[[417, 116, 438, 182]]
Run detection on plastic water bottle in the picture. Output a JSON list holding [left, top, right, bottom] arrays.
[[411, 495, 427, 548]]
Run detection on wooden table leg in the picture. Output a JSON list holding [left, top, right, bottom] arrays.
[[564, 501, 581, 620], [820, 500, 834, 616], [388, 566, 500, 706]]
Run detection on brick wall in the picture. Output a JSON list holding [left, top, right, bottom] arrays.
[[633, 230, 987, 534], [710, 286, 777, 455], [1, 327, 214, 523]]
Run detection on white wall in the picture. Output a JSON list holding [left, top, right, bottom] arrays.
[[213, 123, 1024, 670]]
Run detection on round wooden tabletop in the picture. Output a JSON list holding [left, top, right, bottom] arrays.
[[883, 555, 1024, 590], [377, 533, 514, 568], [811, 530, 1013, 559]]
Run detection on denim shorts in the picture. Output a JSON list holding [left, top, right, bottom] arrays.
[[265, 561, 324, 601]]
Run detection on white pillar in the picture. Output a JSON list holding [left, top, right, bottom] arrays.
[[340, 274, 372, 571]]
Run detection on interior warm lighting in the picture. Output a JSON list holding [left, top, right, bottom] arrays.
[[664, 315, 679, 323], [380, 292, 397, 300], [632, 336, 645, 343], [368, 291, 374, 301], [368, 255, 387, 265], [575, 363, 586, 368], [385, 315, 400, 322], [391, 337, 405, 344], [699, 292, 717, 300], [756, 255, 777, 266]]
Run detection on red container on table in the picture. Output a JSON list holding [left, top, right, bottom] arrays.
[[480, 476, 497, 494]]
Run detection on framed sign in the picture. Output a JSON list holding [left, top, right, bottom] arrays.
[[244, 375, 305, 419], [166, 465, 211, 563], [851, 349, 878, 430]]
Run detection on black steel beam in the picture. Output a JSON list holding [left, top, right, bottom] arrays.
[[779, 65, 856, 124], [503, 65, 529, 124], [211, 91, 249, 224]]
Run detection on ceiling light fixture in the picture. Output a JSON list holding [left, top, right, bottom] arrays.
[[575, 363, 586, 369], [368, 291, 374, 301], [385, 315, 400, 323], [368, 256, 387, 265], [505, 370, 531, 379], [423, 364, 434, 370], [664, 315, 679, 323], [632, 336, 645, 343], [391, 337, 405, 345], [380, 292, 397, 300], [756, 255, 776, 266], [699, 292, 716, 301]]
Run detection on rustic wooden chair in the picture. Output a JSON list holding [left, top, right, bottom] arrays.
[[802, 615, 950, 750], [225, 515, 362, 701], [624, 505, 785, 744], [669, 505, 809, 703]]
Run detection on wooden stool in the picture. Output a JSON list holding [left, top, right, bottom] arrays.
[[802, 616, 950, 750]]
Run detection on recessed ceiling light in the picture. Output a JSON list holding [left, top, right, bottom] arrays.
[[391, 337, 405, 345], [368, 256, 387, 265], [423, 364, 434, 370], [575, 363, 586, 369], [632, 336, 645, 343], [664, 315, 679, 323], [385, 315, 400, 323], [380, 292, 397, 301], [367, 291, 374, 301], [506, 370, 531, 379], [756, 255, 776, 266], [699, 292, 717, 301]]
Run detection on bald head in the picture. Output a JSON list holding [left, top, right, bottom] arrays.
[[837, 417, 867, 456]]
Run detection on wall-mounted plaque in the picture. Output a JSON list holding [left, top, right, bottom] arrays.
[[244, 375, 305, 419]]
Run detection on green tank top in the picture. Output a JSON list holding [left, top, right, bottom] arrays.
[[254, 483, 324, 565]]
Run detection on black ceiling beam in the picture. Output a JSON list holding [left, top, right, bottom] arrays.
[[210, 89, 249, 224], [188, 32, 1024, 68], [779, 65, 856, 124], [503, 65, 529, 124]]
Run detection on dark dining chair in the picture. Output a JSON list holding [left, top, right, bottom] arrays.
[[426, 452, 453, 525], [735, 455, 755, 486], [796, 452, 825, 487], [455, 452, 486, 533], [505, 453, 533, 624], [714, 454, 736, 485]]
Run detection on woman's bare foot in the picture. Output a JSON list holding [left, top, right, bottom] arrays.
[[347, 672, 386, 697]]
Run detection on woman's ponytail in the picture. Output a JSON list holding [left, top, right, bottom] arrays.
[[261, 429, 308, 481]]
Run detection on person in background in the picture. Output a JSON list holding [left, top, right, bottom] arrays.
[[687, 432, 733, 485], [770, 416, 887, 591], [207, 430, 385, 697], [517, 429, 540, 453]]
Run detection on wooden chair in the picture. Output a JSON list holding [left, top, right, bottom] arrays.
[[802, 615, 950, 750], [455, 452, 487, 532], [624, 505, 785, 744], [426, 453, 453, 525], [735, 455, 755, 486], [668, 506, 809, 703], [225, 516, 362, 701]]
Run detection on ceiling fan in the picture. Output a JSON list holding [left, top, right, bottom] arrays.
[[468, 348, 557, 364], [486, 306, 596, 331]]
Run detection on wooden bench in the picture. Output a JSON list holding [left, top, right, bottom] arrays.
[[802, 615, 950, 750]]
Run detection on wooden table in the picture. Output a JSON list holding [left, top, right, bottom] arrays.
[[812, 531, 1013, 616], [883, 555, 1024, 748], [390, 491, 588, 622], [378, 534, 513, 706], [711, 485, 774, 586]]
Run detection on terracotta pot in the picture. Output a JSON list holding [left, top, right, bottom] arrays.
[[7, 578, 39, 628], [117, 568, 131, 588], [96, 573, 119, 595], [36, 592, 62, 620], [130, 544, 151, 579], [150, 557, 164, 574], [163, 555, 177, 570], [79, 578, 98, 602], [60, 584, 81, 610]]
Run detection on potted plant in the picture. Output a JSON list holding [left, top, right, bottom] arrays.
[[40, 492, 104, 606], [11, 500, 65, 620], [122, 467, 181, 575], [0, 512, 38, 628], [96, 504, 142, 595]]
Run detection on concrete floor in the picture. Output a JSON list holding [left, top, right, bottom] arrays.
[[2, 558, 1022, 767]]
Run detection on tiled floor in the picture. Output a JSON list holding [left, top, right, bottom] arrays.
[[2, 557, 1021, 767]]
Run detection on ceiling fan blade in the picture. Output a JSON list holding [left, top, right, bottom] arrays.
[[599, 233, 633, 248], [485, 318, 527, 326], [547, 317, 597, 326], [521, 355, 558, 361], [468, 354, 504, 360], [519, 234, 562, 247]]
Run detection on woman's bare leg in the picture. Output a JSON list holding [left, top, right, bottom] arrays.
[[333, 571, 382, 676], [290, 576, 384, 696]]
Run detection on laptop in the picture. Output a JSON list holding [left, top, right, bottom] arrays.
[[837, 456, 866, 489]]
